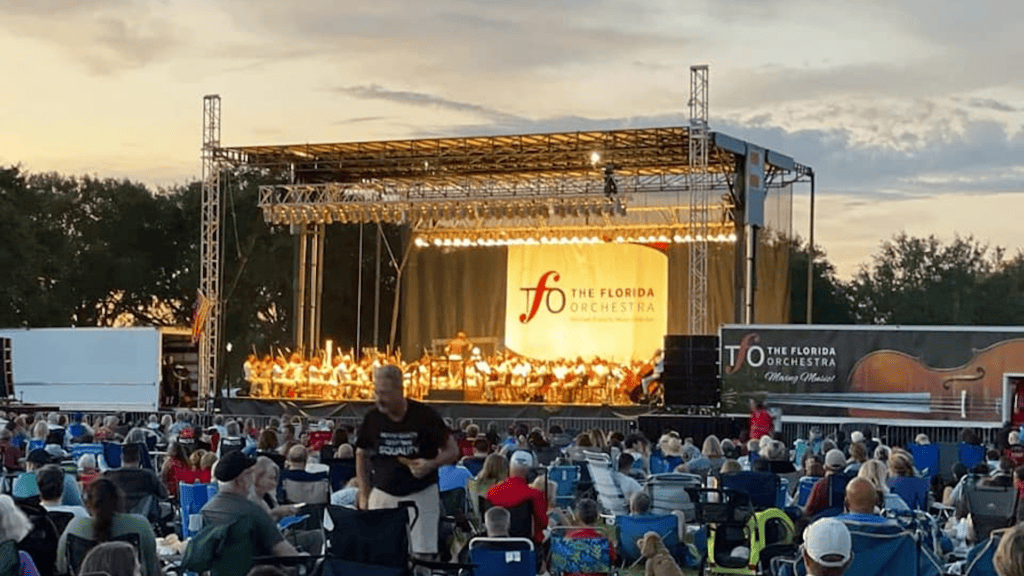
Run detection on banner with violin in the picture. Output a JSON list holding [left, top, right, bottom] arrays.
[[505, 243, 668, 363], [720, 325, 1024, 422]]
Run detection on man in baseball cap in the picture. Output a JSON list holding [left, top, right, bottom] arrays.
[[803, 517, 853, 575], [803, 449, 852, 517], [200, 451, 303, 557], [485, 450, 547, 544]]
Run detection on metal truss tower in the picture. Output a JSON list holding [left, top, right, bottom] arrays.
[[199, 95, 222, 411], [688, 65, 711, 335]]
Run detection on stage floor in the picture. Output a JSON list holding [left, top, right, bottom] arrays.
[[221, 396, 654, 423]]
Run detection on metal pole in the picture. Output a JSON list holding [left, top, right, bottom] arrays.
[[373, 224, 382, 349], [806, 172, 816, 324], [314, 225, 325, 350], [356, 222, 364, 358], [295, 232, 308, 354]]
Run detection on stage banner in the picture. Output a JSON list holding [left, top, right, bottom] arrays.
[[505, 244, 668, 362], [720, 325, 1024, 422]]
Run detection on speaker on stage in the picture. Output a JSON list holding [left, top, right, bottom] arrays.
[[661, 335, 720, 407], [0, 337, 11, 399]]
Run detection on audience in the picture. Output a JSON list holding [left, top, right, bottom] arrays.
[[4, 409, 1024, 576]]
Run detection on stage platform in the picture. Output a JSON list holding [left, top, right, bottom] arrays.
[[222, 397, 653, 425], [220, 397, 745, 440]]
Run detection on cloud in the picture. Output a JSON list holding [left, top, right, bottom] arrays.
[[335, 85, 520, 124], [0, 0, 181, 74]]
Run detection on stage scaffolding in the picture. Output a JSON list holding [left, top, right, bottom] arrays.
[[201, 101, 813, 399]]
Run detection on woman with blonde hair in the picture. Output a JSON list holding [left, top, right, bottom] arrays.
[[468, 453, 509, 519], [702, 435, 725, 470], [858, 458, 909, 511]]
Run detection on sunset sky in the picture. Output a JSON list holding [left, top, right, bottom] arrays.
[[2, 0, 1022, 278]]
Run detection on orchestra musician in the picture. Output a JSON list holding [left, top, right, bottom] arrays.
[[241, 344, 670, 406]]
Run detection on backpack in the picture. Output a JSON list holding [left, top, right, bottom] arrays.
[[181, 515, 254, 576]]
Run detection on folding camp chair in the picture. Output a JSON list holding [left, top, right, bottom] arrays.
[[888, 476, 931, 511], [281, 469, 330, 505], [720, 471, 781, 510], [965, 484, 1019, 542], [180, 482, 218, 539], [549, 526, 613, 576], [549, 464, 580, 509], [615, 514, 680, 567], [647, 473, 700, 521], [469, 537, 536, 576], [584, 450, 627, 516]]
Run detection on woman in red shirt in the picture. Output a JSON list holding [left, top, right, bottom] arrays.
[[160, 441, 197, 498]]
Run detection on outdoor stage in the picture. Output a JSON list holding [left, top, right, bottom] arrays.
[[196, 80, 813, 412]]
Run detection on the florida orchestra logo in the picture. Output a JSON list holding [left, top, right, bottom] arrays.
[[520, 271, 564, 323], [519, 270, 656, 324]]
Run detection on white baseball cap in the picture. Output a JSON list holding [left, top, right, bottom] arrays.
[[850, 431, 865, 444], [804, 518, 852, 568], [825, 448, 847, 470], [510, 450, 534, 468]]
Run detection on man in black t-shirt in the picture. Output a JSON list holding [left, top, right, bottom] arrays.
[[356, 364, 459, 559]]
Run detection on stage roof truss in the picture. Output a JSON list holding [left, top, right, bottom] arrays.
[[226, 126, 807, 231]]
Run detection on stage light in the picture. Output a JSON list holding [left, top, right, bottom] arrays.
[[590, 151, 601, 165], [695, 234, 704, 242], [442, 238, 453, 247], [414, 237, 428, 248], [615, 236, 625, 243], [588, 236, 599, 243], [728, 233, 738, 242], [658, 235, 670, 243], [715, 234, 726, 242], [432, 238, 442, 247], [673, 234, 684, 243], [684, 234, 693, 242], [540, 236, 550, 244]]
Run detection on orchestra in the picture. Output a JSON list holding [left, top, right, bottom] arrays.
[[241, 343, 661, 406]]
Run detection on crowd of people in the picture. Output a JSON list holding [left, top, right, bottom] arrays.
[[4, 373, 1024, 575], [241, 343, 663, 405]]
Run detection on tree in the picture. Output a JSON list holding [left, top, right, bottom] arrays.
[[850, 233, 1000, 325], [787, 236, 855, 324]]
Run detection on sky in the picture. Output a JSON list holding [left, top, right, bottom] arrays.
[[1, 0, 1023, 278]]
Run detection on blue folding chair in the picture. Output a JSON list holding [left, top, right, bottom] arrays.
[[549, 464, 580, 509], [910, 443, 940, 480], [888, 476, 931, 511], [960, 443, 986, 470], [179, 482, 218, 539], [67, 423, 88, 441], [720, 471, 781, 510], [796, 476, 820, 507], [469, 537, 536, 576], [616, 514, 680, 566], [27, 439, 45, 452], [102, 442, 122, 469], [70, 444, 104, 462]]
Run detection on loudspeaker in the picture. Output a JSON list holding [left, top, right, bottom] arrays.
[[0, 337, 11, 398], [662, 335, 720, 406]]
